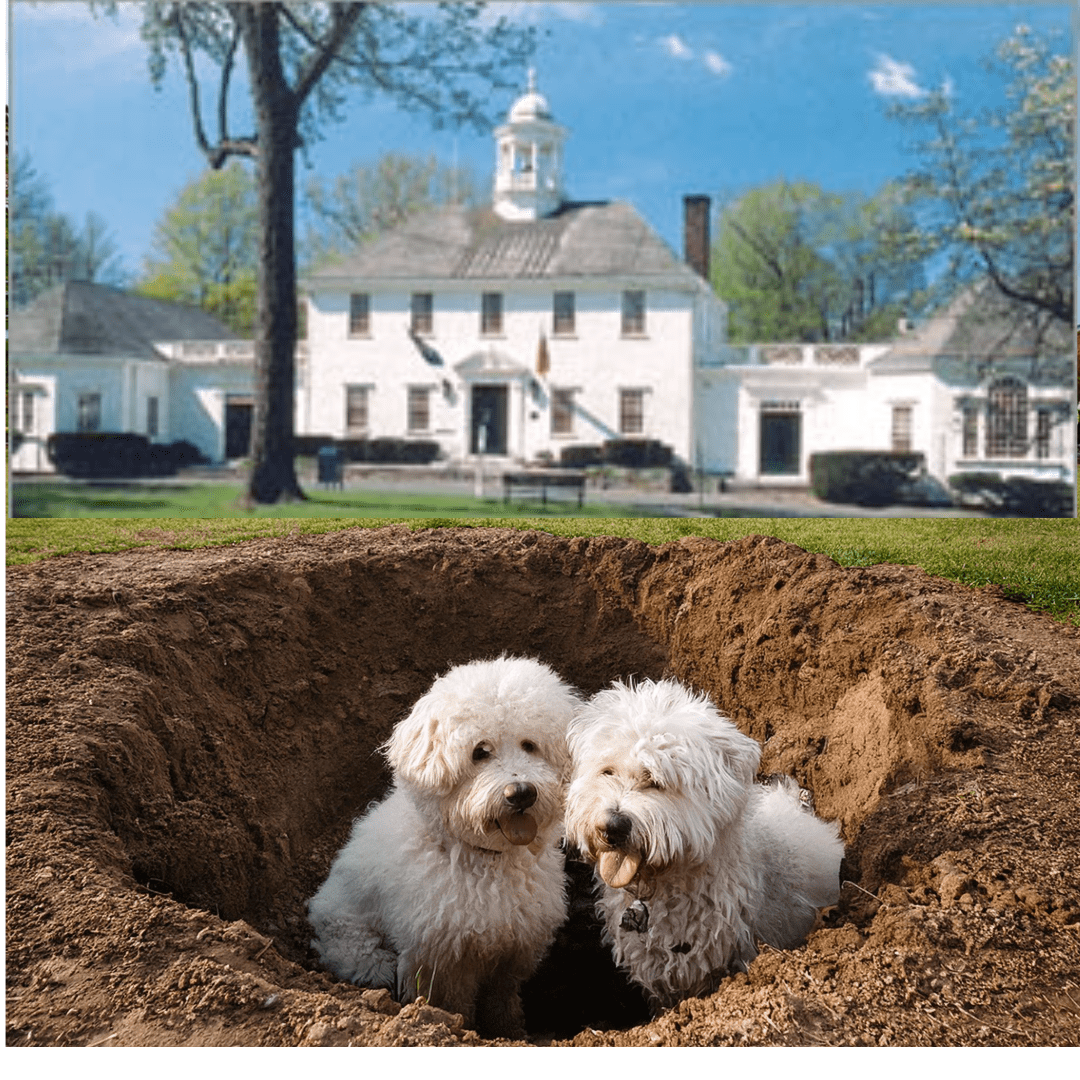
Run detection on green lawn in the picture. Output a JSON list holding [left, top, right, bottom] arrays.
[[10, 480, 647, 521], [7, 506, 1079, 626]]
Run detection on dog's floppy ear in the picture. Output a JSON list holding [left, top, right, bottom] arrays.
[[384, 697, 464, 793], [703, 723, 760, 807]]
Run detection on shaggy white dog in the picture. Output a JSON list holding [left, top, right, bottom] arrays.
[[308, 656, 579, 1039], [565, 678, 844, 1012]]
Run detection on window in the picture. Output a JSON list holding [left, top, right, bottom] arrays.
[[345, 385, 369, 433], [77, 392, 102, 433], [15, 391, 34, 435], [621, 290, 646, 336], [551, 388, 575, 435], [349, 293, 370, 336], [408, 386, 431, 432], [962, 405, 979, 458], [619, 388, 645, 435], [147, 396, 159, 438], [553, 291, 575, 336], [481, 292, 503, 335], [891, 405, 913, 453], [411, 292, 433, 335], [986, 377, 1027, 458], [1035, 408, 1052, 460]]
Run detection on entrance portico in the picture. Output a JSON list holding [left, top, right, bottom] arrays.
[[455, 348, 535, 462]]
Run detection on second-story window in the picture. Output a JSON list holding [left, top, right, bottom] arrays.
[[621, 290, 646, 336], [481, 292, 503, 335], [349, 293, 370, 336], [411, 292, 434, 335], [553, 291, 575, 336]]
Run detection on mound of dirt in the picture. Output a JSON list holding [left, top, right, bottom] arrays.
[[6, 526, 1080, 1046]]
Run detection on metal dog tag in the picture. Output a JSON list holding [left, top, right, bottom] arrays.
[[621, 899, 650, 933]]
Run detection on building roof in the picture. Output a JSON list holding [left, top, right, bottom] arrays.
[[875, 284, 1072, 367], [10, 280, 239, 362], [305, 201, 705, 289]]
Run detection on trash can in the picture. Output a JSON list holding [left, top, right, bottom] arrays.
[[317, 445, 343, 487]]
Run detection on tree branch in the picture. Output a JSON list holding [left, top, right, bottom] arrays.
[[291, 2, 367, 111]]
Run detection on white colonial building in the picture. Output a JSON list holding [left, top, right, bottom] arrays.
[[301, 72, 726, 466], [9, 74, 1074, 502]]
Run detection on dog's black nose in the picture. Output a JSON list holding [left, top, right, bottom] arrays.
[[601, 811, 634, 847], [503, 782, 537, 810]]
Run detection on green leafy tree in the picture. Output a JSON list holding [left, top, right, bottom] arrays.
[[113, 1, 534, 504], [136, 162, 259, 334], [885, 24, 1073, 333], [304, 152, 484, 264], [711, 178, 928, 344], [9, 153, 126, 306]]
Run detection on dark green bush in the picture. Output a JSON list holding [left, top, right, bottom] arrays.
[[949, 472, 1074, 516], [810, 451, 924, 507]]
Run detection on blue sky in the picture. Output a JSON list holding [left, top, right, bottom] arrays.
[[7, 1, 1075, 281]]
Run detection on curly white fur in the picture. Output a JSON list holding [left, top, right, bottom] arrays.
[[308, 656, 579, 1038], [565, 678, 844, 1012]]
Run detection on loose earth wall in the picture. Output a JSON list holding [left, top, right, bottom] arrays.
[[7, 526, 1080, 1046]]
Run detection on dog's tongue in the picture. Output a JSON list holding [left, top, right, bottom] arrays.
[[499, 812, 538, 846], [598, 849, 642, 889]]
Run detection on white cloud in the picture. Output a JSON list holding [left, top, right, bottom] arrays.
[[868, 54, 928, 99], [661, 34, 693, 61], [868, 54, 926, 99], [703, 51, 732, 78]]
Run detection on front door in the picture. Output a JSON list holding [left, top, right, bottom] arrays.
[[470, 385, 508, 455], [759, 411, 801, 475], [225, 398, 253, 459]]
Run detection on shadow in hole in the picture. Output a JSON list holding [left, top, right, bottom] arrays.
[[521, 852, 651, 1039]]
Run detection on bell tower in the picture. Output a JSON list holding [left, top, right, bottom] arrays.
[[493, 70, 567, 222]]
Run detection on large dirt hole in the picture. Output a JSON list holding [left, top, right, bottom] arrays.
[[10, 526, 1077, 1046]]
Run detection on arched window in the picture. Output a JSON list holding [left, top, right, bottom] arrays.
[[986, 377, 1028, 458]]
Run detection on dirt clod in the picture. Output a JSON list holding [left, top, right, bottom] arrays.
[[7, 526, 1080, 1046]]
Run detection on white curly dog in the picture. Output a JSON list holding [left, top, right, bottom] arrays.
[[565, 677, 844, 1012], [308, 656, 579, 1039]]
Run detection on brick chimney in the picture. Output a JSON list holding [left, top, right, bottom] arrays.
[[683, 194, 711, 281]]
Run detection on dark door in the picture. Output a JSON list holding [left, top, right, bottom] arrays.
[[759, 412, 801, 475], [470, 385, 508, 455], [225, 400, 253, 459]]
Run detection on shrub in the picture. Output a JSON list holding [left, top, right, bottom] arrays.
[[602, 439, 673, 469], [559, 445, 604, 469], [810, 451, 924, 507], [948, 472, 1074, 517], [46, 433, 209, 478], [366, 438, 441, 464]]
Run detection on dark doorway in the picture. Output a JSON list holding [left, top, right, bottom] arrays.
[[225, 397, 253, 459], [470, 384, 508, 455], [759, 411, 801, 475]]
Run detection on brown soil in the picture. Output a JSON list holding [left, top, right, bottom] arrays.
[[6, 526, 1080, 1047]]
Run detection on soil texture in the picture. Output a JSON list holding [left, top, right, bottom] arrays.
[[6, 526, 1080, 1046]]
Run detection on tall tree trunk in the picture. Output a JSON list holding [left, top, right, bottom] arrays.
[[239, 4, 304, 503]]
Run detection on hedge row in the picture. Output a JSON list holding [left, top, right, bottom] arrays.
[[559, 439, 674, 470], [46, 433, 207, 478], [294, 436, 441, 464], [810, 450, 925, 507]]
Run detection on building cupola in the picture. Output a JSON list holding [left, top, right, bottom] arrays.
[[493, 70, 567, 221]]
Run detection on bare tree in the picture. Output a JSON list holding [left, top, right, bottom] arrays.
[[118, 2, 534, 503]]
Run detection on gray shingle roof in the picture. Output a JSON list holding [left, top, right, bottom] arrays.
[[10, 281, 238, 361], [878, 284, 1071, 362], [306, 201, 703, 287]]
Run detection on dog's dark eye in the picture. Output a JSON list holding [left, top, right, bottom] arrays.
[[521, 740, 537, 754], [472, 745, 491, 762], [601, 767, 614, 777]]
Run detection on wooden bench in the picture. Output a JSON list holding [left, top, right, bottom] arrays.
[[502, 470, 586, 508]]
